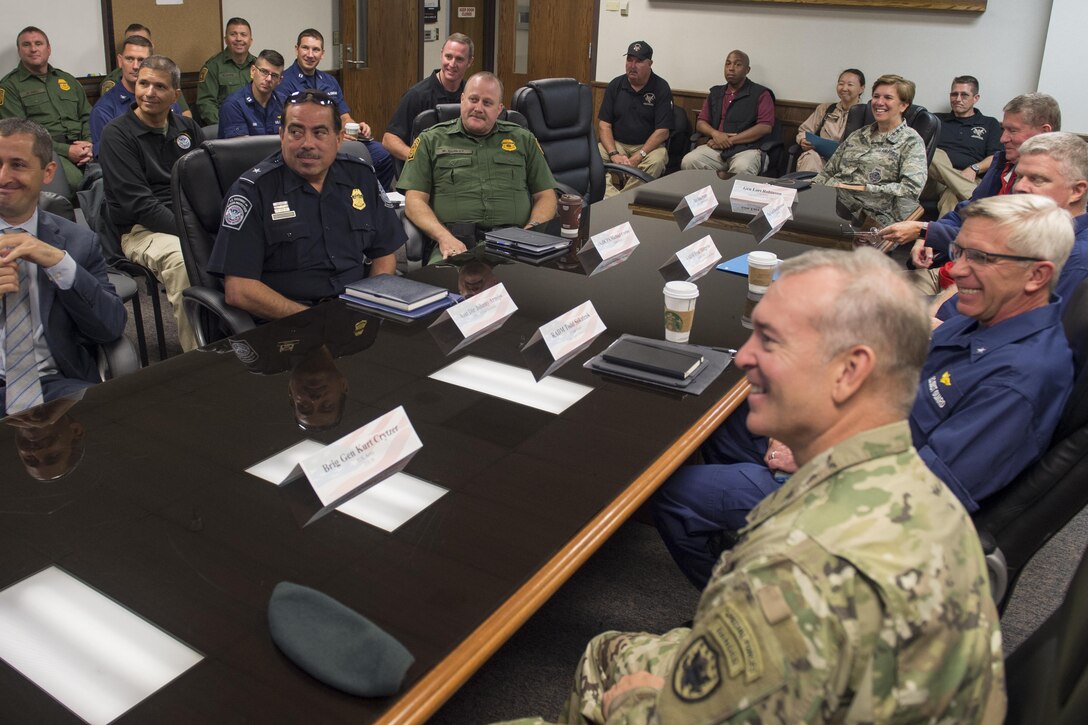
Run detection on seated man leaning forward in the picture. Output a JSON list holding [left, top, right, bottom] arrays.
[[508, 248, 1006, 723], [653, 194, 1074, 592], [207, 89, 406, 321], [0, 118, 126, 415], [398, 72, 556, 265], [680, 49, 775, 176]]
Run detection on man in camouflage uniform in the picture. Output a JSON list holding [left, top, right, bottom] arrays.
[[512, 248, 1007, 723], [194, 17, 255, 125], [0, 26, 92, 191]]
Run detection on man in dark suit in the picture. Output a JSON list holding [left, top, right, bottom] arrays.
[[0, 118, 126, 414]]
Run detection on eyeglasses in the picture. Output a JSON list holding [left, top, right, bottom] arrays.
[[254, 66, 282, 82], [286, 90, 335, 106], [949, 242, 1042, 266]]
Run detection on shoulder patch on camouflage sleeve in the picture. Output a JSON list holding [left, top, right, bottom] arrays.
[[672, 635, 722, 702]]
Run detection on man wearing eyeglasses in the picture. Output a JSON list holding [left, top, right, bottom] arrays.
[[653, 193, 1074, 591], [207, 90, 405, 321], [218, 49, 285, 139]]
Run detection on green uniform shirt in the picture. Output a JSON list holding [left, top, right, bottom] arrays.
[[553, 421, 1006, 724], [0, 63, 91, 156], [100, 68, 189, 113], [397, 117, 556, 230], [195, 48, 254, 124]]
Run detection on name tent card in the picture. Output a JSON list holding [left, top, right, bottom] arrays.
[[673, 184, 720, 231], [521, 300, 607, 381], [659, 235, 723, 282], [748, 196, 793, 244], [283, 406, 423, 526], [729, 179, 798, 209], [577, 221, 640, 275], [428, 282, 518, 355]]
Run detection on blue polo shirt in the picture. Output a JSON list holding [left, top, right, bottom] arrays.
[[90, 83, 183, 156], [276, 61, 350, 116], [219, 84, 284, 138], [911, 302, 1073, 511]]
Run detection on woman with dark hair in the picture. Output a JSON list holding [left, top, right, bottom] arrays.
[[794, 68, 865, 173]]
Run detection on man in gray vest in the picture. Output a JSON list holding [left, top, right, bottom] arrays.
[[681, 50, 775, 175]]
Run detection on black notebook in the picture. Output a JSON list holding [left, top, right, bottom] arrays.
[[601, 338, 705, 380], [343, 275, 448, 311]]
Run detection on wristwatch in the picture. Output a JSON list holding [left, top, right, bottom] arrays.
[[607, 150, 620, 158], [920, 222, 929, 236], [970, 163, 982, 174], [638, 149, 648, 159]]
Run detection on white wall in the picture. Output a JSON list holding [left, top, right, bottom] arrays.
[[0, 3, 107, 77], [1038, 0, 1087, 133], [422, 2, 451, 77], [597, 0, 1060, 127], [223, 0, 337, 70]]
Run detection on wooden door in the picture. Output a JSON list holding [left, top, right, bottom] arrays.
[[340, 1, 422, 138], [496, 0, 597, 106], [448, 0, 494, 71]]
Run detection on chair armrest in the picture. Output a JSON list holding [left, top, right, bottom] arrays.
[[181, 286, 256, 345], [603, 162, 654, 185], [400, 210, 424, 263], [96, 336, 141, 380]]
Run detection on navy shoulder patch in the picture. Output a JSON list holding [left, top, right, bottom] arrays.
[[222, 194, 253, 230]]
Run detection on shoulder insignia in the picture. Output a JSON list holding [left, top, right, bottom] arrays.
[[176, 133, 193, 151], [100, 79, 115, 94], [407, 136, 420, 161], [353, 320, 369, 337], [58, 78, 70, 92], [0, 88, 4, 106], [351, 188, 366, 210], [198, 67, 209, 84], [501, 138, 516, 152], [939, 371, 951, 386], [672, 636, 722, 702], [222, 194, 253, 230]]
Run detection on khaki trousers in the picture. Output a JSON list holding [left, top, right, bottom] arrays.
[[598, 141, 667, 198], [121, 224, 197, 352]]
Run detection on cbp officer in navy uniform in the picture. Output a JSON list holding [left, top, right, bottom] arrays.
[[207, 89, 406, 321]]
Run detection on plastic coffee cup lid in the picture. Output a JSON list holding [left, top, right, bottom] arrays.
[[748, 250, 777, 266], [663, 281, 699, 299]]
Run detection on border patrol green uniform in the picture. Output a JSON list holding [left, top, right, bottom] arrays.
[[0, 63, 91, 189], [514, 422, 1006, 724], [195, 48, 254, 125], [100, 68, 189, 113], [397, 117, 556, 263]]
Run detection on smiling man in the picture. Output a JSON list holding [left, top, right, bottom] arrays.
[[99, 55, 203, 351], [597, 40, 674, 197], [207, 90, 405, 321], [382, 33, 474, 162], [195, 17, 256, 125], [399, 72, 556, 264], [653, 195, 1074, 596], [0, 27, 93, 193], [516, 248, 1006, 723]]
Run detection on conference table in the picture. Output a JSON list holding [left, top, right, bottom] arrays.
[[0, 171, 900, 723]]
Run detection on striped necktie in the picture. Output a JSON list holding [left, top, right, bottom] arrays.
[[3, 228, 44, 413]]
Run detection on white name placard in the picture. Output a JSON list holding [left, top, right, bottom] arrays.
[[730, 179, 798, 208], [540, 300, 607, 360], [762, 196, 792, 229], [679, 185, 719, 230], [675, 235, 722, 277], [447, 282, 517, 337], [300, 406, 422, 507], [589, 221, 640, 260]]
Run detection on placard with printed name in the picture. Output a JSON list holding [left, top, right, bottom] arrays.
[[673, 185, 720, 231], [428, 283, 518, 355], [577, 221, 640, 275], [659, 235, 723, 282], [282, 406, 423, 526], [730, 179, 798, 209], [748, 196, 793, 244], [521, 300, 607, 381]]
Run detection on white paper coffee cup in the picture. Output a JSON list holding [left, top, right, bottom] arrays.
[[747, 251, 778, 294], [663, 281, 699, 343]]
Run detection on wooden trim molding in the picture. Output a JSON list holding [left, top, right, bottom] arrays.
[[723, 0, 985, 11]]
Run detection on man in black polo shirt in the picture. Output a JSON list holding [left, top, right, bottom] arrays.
[[926, 75, 1002, 215], [680, 49, 775, 176], [99, 55, 203, 351], [381, 33, 474, 163], [597, 40, 673, 198]]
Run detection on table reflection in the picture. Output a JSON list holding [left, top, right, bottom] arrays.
[[4, 393, 85, 480]]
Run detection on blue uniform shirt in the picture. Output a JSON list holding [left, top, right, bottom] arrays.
[[219, 84, 284, 138], [276, 61, 351, 116], [90, 84, 182, 156], [911, 301, 1073, 511]]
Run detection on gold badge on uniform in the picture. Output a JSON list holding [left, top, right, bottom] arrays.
[[198, 67, 209, 83], [672, 635, 722, 702], [407, 136, 420, 162], [501, 138, 517, 152], [58, 78, 70, 91], [351, 188, 366, 210], [353, 320, 368, 336]]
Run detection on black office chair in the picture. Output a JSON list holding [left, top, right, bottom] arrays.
[[663, 104, 691, 176], [201, 124, 218, 141], [686, 98, 785, 178], [972, 279, 1088, 610], [510, 78, 654, 203], [171, 136, 280, 346], [39, 190, 149, 367], [842, 102, 942, 165], [1003, 539, 1088, 724], [43, 150, 75, 202]]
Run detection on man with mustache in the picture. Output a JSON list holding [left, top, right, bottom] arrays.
[[399, 72, 556, 265], [925, 75, 1002, 216], [208, 90, 405, 322], [195, 17, 256, 125], [597, 40, 674, 197]]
